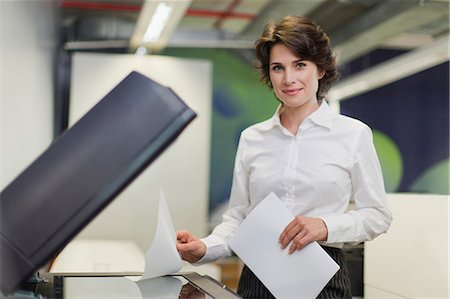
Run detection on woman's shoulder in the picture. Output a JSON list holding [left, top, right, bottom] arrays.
[[332, 113, 371, 133], [235, 119, 274, 146], [241, 118, 274, 135]]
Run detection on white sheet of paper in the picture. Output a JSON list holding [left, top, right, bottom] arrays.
[[140, 189, 182, 280], [229, 192, 340, 299], [135, 276, 183, 299]]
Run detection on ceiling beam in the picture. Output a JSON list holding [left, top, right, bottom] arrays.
[[328, 0, 415, 46], [332, 1, 449, 65], [328, 35, 449, 102], [168, 28, 254, 49], [239, 0, 326, 40]]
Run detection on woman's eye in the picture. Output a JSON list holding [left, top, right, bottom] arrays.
[[296, 62, 306, 68], [272, 65, 282, 71]]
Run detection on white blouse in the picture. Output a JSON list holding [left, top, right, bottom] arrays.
[[198, 101, 392, 264]]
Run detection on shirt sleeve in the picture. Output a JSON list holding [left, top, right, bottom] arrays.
[[320, 125, 393, 244], [194, 134, 251, 265]]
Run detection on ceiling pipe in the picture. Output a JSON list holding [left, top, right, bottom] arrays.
[[214, 0, 243, 28], [58, 0, 141, 12], [186, 9, 254, 19], [59, 0, 255, 20]]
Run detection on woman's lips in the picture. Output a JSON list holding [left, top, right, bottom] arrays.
[[283, 88, 301, 96]]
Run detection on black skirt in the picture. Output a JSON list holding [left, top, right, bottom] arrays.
[[236, 246, 352, 299]]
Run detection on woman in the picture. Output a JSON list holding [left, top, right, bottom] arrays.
[[176, 15, 392, 298]]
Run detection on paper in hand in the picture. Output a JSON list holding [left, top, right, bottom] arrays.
[[140, 189, 182, 280], [229, 192, 340, 299]]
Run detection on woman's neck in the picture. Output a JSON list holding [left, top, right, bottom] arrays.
[[280, 99, 320, 135]]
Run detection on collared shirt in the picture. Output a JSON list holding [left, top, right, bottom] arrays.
[[198, 101, 392, 264]]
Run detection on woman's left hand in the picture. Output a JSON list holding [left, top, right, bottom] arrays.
[[279, 216, 328, 254]]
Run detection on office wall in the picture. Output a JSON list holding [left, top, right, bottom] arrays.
[[365, 193, 449, 298], [68, 53, 212, 252], [162, 48, 278, 224], [340, 50, 449, 194], [1, 1, 58, 189]]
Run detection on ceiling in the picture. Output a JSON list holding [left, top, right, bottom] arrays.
[[59, 0, 449, 100]]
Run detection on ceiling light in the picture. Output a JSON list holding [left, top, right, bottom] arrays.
[[142, 2, 172, 43], [130, 0, 192, 52], [135, 46, 148, 56]]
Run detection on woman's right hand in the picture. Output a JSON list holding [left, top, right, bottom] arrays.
[[176, 230, 207, 263]]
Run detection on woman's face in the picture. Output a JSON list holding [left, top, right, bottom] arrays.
[[269, 43, 324, 110]]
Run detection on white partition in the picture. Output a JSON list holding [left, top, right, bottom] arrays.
[[364, 193, 449, 298], [1, 1, 57, 189], [65, 53, 211, 255]]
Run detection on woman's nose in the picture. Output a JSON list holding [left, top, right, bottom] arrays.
[[283, 69, 295, 85]]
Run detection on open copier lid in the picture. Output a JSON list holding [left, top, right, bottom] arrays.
[[0, 71, 197, 295]]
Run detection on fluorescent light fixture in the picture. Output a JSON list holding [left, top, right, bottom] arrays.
[[135, 45, 148, 56], [130, 0, 192, 52], [142, 2, 173, 43]]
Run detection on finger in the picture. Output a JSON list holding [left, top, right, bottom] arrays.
[[280, 228, 297, 249], [288, 242, 297, 254], [280, 223, 302, 249], [176, 242, 185, 251], [176, 242, 194, 252], [279, 219, 297, 242], [178, 240, 204, 254], [288, 229, 308, 254], [176, 233, 186, 243], [291, 232, 316, 254], [176, 230, 190, 241]]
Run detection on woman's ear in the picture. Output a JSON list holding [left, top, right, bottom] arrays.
[[318, 69, 326, 80]]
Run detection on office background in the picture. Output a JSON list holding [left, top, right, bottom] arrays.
[[1, 1, 449, 298]]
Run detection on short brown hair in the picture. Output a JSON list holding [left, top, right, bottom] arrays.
[[255, 16, 339, 100]]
